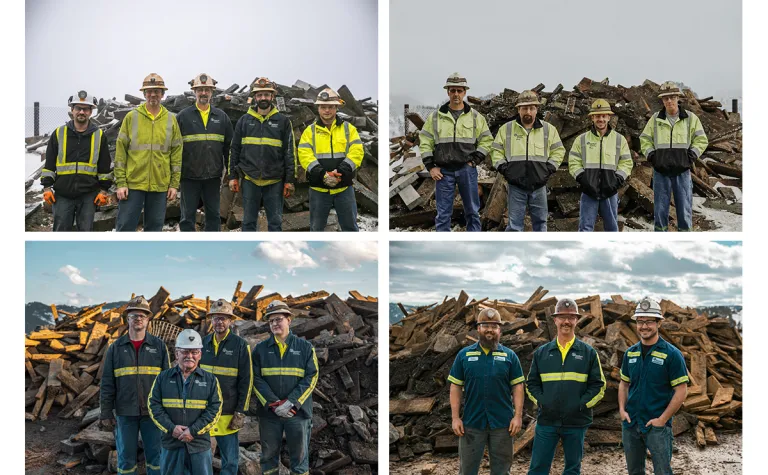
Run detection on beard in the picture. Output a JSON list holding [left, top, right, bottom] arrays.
[[522, 114, 534, 125], [257, 99, 271, 110], [479, 332, 500, 348]]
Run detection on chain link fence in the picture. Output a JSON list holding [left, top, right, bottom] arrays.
[[25, 104, 73, 138], [390, 103, 439, 137]]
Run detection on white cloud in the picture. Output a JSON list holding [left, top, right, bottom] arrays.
[[257, 275, 268, 280], [319, 241, 378, 272], [257, 242, 318, 271], [165, 255, 196, 263], [59, 265, 91, 285], [303, 283, 309, 288], [63, 291, 91, 306]]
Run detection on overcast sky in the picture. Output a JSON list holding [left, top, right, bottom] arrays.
[[26, 241, 378, 306], [25, 0, 378, 107], [390, 241, 742, 308], [391, 0, 741, 107]]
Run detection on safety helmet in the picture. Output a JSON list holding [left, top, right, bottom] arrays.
[[68, 90, 98, 109], [123, 295, 152, 315], [139, 73, 168, 91], [444, 72, 469, 90], [189, 73, 217, 89], [658, 81, 682, 98], [175, 329, 204, 349], [207, 298, 236, 318], [476, 308, 502, 326], [251, 77, 277, 94], [314, 87, 345, 106], [588, 99, 614, 116], [264, 300, 292, 320], [632, 297, 664, 320], [515, 90, 541, 108], [552, 298, 581, 318]]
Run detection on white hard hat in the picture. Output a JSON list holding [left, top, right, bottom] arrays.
[[632, 297, 664, 320], [68, 90, 98, 109], [175, 329, 204, 349]]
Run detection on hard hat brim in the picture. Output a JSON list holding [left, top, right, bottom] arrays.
[[124, 306, 151, 315], [252, 87, 277, 94], [632, 312, 664, 320], [552, 311, 581, 318], [516, 101, 540, 108], [444, 84, 469, 90], [139, 85, 169, 91], [315, 100, 343, 106], [658, 92, 682, 98], [588, 110, 614, 116]]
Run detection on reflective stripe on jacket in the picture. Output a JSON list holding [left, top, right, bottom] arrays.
[[419, 102, 492, 171], [297, 116, 364, 194], [568, 127, 633, 200], [639, 107, 708, 176], [176, 105, 233, 180], [228, 107, 296, 185], [114, 104, 183, 191], [200, 331, 253, 416]]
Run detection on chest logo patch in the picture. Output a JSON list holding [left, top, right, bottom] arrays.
[[572, 354, 583, 360], [629, 358, 637, 364], [211, 119, 220, 124], [269, 122, 279, 128], [145, 347, 157, 354], [651, 357, 665, 366], [222, 349, 234, 356], [195, 380, 208, 387], [494, 356, 506, 361], [290, 349, 302, 355], [467, 357, 479, 362]]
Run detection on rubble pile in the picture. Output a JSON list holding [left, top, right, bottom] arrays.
[[25, 283, 379, 474], [389, 78, 741, 231], [25, 79, 379, 231], [389, 287, 742, 462]]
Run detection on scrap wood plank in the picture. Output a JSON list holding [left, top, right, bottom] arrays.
[[46, 358, 64, 395], [389, 173, 419, 198], [513, 421, 537, 455], [60, 385, 100, 419], [84, 322, 108, 355], [389, 397, 436, 415], [72, 420, 116, 446], [710, 387, 734, 408], [349, 291, 376, 302]]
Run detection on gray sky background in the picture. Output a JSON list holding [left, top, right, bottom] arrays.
[[390, 241, 742, 308], [390, 0, 741, 108], [25, 0, 378, 107]]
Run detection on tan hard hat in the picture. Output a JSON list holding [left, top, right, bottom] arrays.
[[632, 297, 664, 320], [444, 72, 469, 90], [175, 329, 204, 349], [658, 81, 682, 98], [68, 90, 98, 109], [588, 99, 614, 116], [251, 77, 277, 94], [207, 298, 236, 318], [315, 87, 345, 106], [140, 73, 168, 91], [476, 308, 502, 325], [552, 298, 580, 318], [264, 300, 292, 320], [189, 73, 217, 89], [124, 296, 151, 315], [516, 90, 541, 108]]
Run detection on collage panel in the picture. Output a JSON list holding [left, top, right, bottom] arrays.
[[389, 241, 742, 474], [389, 0, 741, 232], [24, 240, 380, 474]]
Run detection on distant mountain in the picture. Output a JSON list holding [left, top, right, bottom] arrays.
[[25, 301, 129, 334]]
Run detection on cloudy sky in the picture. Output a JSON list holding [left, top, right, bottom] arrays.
[[390, 241, 742, 308], [390, 0, 741, 108], [25, 0, 378, 107], [26, 241, 378, 306]]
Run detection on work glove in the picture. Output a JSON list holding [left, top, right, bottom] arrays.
[[323, 171, 342, 188], [228, 411, 246, 430], [94, 191, 109, 206], [687, 148, 698, 164], [646, 151, 656, 165], [283, 183, 294, 198], [337, 160, 354, 177], [274, 400, 295, 418], [268, 399, 284, 413], [468, 151, 484, 167], [229, 179, 240, 193], [616, 174, 626, 188], [99, 418, 115, 431], [546, 162, 557, 175], [43, 188, 56, 205]]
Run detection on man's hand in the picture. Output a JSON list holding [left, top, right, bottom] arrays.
[[229, 179, 240, 193], [451, 417, 465, 437], [430, 167, 443, 181], [283, 183, 295, 198], [274, 400, 295, 418], [646, 417, 666, 428], [94, 191, 109, 206], [228, 412, 246, 430], [179, 428, 193, 443], [172, 425, 187, 438], [43, 188, 56, 205], [99, 418, 115, 431], [323, 171, 341, 188], [167, 188, 177, 201], [508, 415, 522, 436], [620, 409, 631, 424], [116, 187, 129, 201]]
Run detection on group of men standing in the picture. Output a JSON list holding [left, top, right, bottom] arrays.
[[419, 73, 709, 232], [42, 73, 364, 232], [449, 297, 689, 475], [99, 296, 318, 475]]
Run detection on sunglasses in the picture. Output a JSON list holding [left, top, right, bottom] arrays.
[[448, 88, 465, 94]]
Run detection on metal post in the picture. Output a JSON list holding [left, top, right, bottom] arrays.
[[34, 102, 40, 136], [732, 99, 738, 114], [404, 103, 409, 135]]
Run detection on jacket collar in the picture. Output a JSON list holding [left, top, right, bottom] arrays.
[[588, 124, 613, 138], [512, 115, 543, 130], [138, 103, 167, 119], [632, 336, 669, 351], [203, 329, 232, 347], [66, 120, 98, 135], [115, 331, 159, 347], [268, 332, 294, 347], [247, 106, 280, 122], [439, 101, 471, 115], [315, 115, 341, 130], [469, 340, 500, 352], [657, 106, 689, 121], [171, 363, 206, 378], [546, 336, 584, 354]]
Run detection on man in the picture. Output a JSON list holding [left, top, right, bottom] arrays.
[[100, 296, 171, 475], [619, 297, 689, 475], [114, 73, 183, 231], [149, 329, 222, 475], [568, 99, 634, 231], [252, 300, 319, 475], [419, 72, 493, 232], [526, 298, 606, 475], [228, 77, 295, 231], [490, 90, 566, 232], [176, 73, 233, 232], [447, 308, 525, 475], [199, 299, 253, 475], [639, 81, 708, 231], [297, 88, 364, 231], [41, 91, 112, 231]]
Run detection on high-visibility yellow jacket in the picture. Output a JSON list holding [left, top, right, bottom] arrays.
[[639, 107, 708, 177], [490, 116, 566, 191], [297, 116, 364, 194], [419, 102, 493, 171], [114, 103, 183, 191], [568, 127, 633, 200]]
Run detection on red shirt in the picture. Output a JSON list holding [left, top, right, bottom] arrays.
[[131, 338, 144, 356]]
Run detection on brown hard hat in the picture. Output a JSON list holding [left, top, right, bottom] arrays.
[[552, 298, 580, 317], [658, 81, 682, 98], [190, 73, 217, 89], [516, 90, 541, 108], [251, 77, 277, 94], [476, 308, 502, 325], [264, 300, 292, 320], [140, 73, 168, 91], [207, 298, 235, 318], [124, 295, 151, 315]]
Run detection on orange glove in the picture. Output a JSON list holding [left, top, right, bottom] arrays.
[[43, 188, 56, 204], [283, 183, 294, 198], [229, 179, 240, 193], [94, 192, 109, 206]]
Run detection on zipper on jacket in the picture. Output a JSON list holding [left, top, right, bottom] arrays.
[[598, 135, 604, 190], [525, 130, 530, 162], [453, 116, 457, 143]]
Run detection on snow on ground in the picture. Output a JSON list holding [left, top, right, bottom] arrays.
[[358, 214, 378, 232], [26, 152, 46, 193], [692, 197, 742, 231]]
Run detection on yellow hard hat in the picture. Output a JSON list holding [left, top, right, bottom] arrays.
[[189, 73, 217, 89], [588, 99, 614, 116], [515, 90, 540, 108], [658, 81, 682, 98], [315, 87, 345, 106], [140, 73, 168, 91], [251, 77, 277, 94]]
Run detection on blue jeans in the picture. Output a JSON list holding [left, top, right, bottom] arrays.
[[309, 187, 358, 231], [507, 185, 548, 232], [259, 416, 311, 475], [214, 432, 240, 475], [459, 426, 515, 475], [435, 164, 480, 232], [160, 447, 213, 475], [241, 179, 283, 232], [115, 415, 162, 475], [623, 424, 673, 475], [579, 193, 619, 232], [528, 424, 587, 475], [116, 190, 168, 231], [52, 190, 98, 231], [653, 169, 692, 231], [180, 178, 221, 232]]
